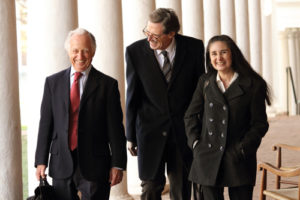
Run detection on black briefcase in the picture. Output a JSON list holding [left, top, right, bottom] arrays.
[[27, 176, 55, 200]]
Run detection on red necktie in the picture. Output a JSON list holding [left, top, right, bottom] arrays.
[[69, 72, 82, 151]]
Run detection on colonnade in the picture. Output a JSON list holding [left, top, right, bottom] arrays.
[[0, 0, 294, 199], [279, 28, 300, 115]]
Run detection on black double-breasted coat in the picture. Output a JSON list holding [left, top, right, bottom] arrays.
[[184, 72, 269, 186], [125, 34, 205, 180]]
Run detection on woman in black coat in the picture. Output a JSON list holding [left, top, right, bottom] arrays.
[[184, 35, 271, 200]]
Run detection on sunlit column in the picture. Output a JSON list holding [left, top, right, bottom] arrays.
[[220, 0, 236, 40], [277, 31, 289, 114], [262, 14, 275, 115], [235, 0, 250, 61], [203, 0, 220, 45], [26, 0, 78, 195], [286, 29, 298, 115], [182, 0, 204, 40], [155, 0, 182, 33], [122, 0, 155, 47], [294, 28, 300, 100], [0, 1, 22, 200], [248, 0, 262, 73], [78, 0, 133, 199]]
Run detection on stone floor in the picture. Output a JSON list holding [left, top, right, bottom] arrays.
[[130, 115, 300, 200]]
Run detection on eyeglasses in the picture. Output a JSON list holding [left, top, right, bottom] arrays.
[[143, 28, 164, 42]]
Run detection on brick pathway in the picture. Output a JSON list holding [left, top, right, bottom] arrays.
[[131, 115, 300, 200]]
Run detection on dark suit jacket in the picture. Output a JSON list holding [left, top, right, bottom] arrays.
[[35, 66, 127, 182], [184, 72, 269, 186], [125, 34, 205, 180]]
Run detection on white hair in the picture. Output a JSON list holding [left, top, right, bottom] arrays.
[[64, 27, 96, 53]]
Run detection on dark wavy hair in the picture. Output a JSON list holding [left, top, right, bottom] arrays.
[[149, 8, 180, 34], [206, 35, 271, 105]]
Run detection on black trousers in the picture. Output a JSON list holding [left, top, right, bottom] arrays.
[[201, 185, 253, 200], [52, 149, 111, 200], [141, 142, 193, 200]]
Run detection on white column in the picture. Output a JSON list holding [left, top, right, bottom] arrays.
[[122, 0, 155, 196], [182, 0, 204, 40], [277, 31, 289, 114], [294, 28, 300, 100], [0, 1, 23, 199], [78, 0, 133, 199], [26, 0, 78, 195], [262, 13, 274, 115], [248, 0, 262, 73], [235, 0, 250, 61], [122, 0, 155, 47], [155, 0, 182, 33], [286, 29, 298, 115], [220, 0, 236, 40], [203, 0, 221, 45]]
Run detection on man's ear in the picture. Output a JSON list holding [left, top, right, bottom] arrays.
[[168, 31, 176, 38]]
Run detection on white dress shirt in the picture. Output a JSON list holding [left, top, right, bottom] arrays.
[[154, 38, 176, 68], [70, 65, 92, 99], [216, 72, 239, 93]]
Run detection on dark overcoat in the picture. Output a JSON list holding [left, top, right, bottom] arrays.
[[35, 67, 127, 182], [125, 34, 205, 180], [184, 72, 269, 186]]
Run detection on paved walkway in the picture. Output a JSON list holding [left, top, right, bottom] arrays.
[[131, 115, 300, 200]]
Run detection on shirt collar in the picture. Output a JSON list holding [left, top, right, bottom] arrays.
[[70, 65, 92, 77], [156, 38, 176, 56], [216, 72, 239, 84], [216, 72, 239, 93]]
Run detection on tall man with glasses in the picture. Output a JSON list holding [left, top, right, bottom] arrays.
[[125, 8, 205, 200]]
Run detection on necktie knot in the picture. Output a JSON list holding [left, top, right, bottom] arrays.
[[161, 50, 168, 59], [74, 72, 82, 82]]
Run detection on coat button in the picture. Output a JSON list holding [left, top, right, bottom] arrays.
[[223, 105, 227, 111], [162, 131, 167, 136], [222, 119, 226, 124], [208, 143, 212, 148], [197, 114, 201, 119], [221, 132, 225, 138], [209, 118, 214, 122], [220, 146, 224, 151], [209, 102, 213, 108], [208, 131, 213, 136]]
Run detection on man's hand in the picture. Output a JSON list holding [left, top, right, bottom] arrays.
[[109, 168, 123, 186], [36, 165, 47, 180], [127, 141, 137, 156]]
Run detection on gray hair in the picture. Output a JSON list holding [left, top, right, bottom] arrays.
[[149, 8, 180, 34], [64, 28, 97, 53]]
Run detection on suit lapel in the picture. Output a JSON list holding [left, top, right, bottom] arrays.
[[142, 40, 169, 87], [168, 34, 186, 88], [80, 67, 100, 108], [224, 76, 251, 101], [206, 74, 227, 105], [63, 68, 71, 112]]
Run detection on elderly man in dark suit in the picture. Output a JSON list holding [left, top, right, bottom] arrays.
[[34, 28, 127, 200], [125, 8, 205, 200]]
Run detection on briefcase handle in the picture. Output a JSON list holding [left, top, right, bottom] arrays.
[[39, 175, 50, 186]]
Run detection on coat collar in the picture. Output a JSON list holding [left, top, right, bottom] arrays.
[[63, 68, 71, 110], [206, 72, 252, 104], [80, 66, 101, 108]]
